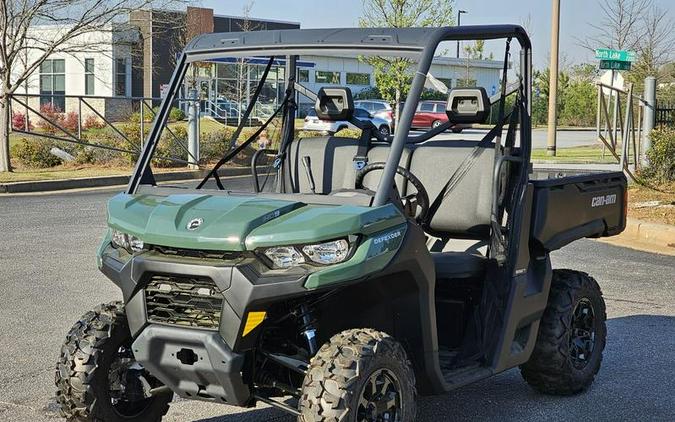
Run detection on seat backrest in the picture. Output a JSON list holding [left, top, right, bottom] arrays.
[[285, 137, 412, 195], [408, 140, 495, 238]]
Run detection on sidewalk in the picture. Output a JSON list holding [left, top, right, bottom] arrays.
[[598, 218, 675, 256]]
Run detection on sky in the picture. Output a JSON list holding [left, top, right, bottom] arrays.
[[199, 0, 675, 69]]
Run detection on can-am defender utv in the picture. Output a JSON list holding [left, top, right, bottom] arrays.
[[55, 25, 627, 421]]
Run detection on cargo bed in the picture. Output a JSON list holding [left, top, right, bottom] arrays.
[[529, 171, 627, 251]]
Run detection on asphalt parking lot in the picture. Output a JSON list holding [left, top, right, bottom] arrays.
[[0, 184, 673, 422]]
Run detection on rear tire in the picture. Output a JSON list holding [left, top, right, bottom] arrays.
[[379, 125, 391, 137], [431, 120, 442, 129], [298, 328, 416, 422], [520, 269, 607, 395], [55, 302, 172, 422]]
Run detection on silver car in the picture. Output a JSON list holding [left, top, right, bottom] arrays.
[[355, 100, 394, 126], [303, 107, 392, 136]]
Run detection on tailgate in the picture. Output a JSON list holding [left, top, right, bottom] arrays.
[[529, 171, 627, 251]]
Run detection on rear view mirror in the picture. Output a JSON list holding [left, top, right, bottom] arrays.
[[315, 87, 354, 121], [445, 87, 491, 124]]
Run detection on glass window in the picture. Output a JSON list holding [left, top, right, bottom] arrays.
[[354, 108, 370, 118], [85, 58, 95, 95], [346, 72, 370, 86], [115, 58, 127, 96], [39, 59, 65, 110], [420, 102, 435, 112], [297, 69, 309, 83], [315, 70, 341, 84]]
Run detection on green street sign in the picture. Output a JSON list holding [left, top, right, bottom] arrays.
[[595, 48, 636, 62], [599, 60, 632, 71]]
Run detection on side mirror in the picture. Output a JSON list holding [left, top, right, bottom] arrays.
[[445, 87, 491, 124], [315, 87, 354, 121]]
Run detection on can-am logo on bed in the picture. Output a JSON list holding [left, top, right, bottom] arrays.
[[591, 194, 617, 208]]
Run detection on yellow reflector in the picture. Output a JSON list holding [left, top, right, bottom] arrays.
[[242, 311, 266, 336]]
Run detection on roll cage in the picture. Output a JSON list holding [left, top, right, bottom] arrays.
[[126, 25, 533, 207]]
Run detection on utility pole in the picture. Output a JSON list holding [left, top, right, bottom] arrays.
[[546, 0, 561, 156], [456, 10, 468, 58], [641, 76, 656, 167]]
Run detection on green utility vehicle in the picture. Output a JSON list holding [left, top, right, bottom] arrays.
[[55, 25, 627, 422]]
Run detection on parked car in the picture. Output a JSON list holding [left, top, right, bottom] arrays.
[[412, 100, 468, 133], [303, 107, 392, 136], [355, 99, 393, 127]]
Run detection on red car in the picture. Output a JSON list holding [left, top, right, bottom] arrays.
[[411, 100, 467, 133]]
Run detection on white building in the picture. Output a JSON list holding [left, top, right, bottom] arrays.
[[13, 23, 136, 120], [295, 55, 503, 114]]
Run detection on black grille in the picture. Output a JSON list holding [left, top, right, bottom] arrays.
[[151, 245, 241, 260], [145, 274, 223, 330]]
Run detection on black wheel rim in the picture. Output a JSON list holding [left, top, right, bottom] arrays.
[[569, 298, 596, 370], [357, 368, 402, 422], [108, 345, 154, 417]]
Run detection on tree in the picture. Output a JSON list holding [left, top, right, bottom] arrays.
[[0, 0, 186, 173], [459, 40, 484, 87], [627, 5, 674, 90], [579, 0, 653, 52], [359, 0, 455, 125]]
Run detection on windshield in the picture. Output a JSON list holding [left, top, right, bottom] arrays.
[[128, 28, 529, 199]]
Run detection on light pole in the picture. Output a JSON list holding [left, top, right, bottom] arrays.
[[546, 0, 560, 156], [456, 10, 468, 58]]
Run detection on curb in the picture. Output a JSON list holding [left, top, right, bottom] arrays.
[[597, 218, 675, 256], [0, 167, 251, 194]]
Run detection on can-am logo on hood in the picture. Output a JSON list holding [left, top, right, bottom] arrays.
[[186, 218, 204, 231]]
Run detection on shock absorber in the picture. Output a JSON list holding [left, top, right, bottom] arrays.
[[298, 304, 318, 355]]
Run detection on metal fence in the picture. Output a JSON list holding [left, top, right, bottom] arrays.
[[655, 101, 675, 128], [7, 93, 196, 166], [595, 82, 645, 178]]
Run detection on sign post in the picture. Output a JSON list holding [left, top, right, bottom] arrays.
[[595, 48, 635, 148]]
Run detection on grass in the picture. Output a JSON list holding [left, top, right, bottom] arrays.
[[531, 145, 618, 164], [627, 181, 675, 226], [0, 165, 133, 183]]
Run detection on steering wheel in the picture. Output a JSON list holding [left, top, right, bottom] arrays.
[[355, 162, 430, 223]]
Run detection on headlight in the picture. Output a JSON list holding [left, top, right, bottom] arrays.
[[262, 238, 351, 269], [263, 246, 305, 268], [111, 229, 144, 253], [303, 239, 350, 265]]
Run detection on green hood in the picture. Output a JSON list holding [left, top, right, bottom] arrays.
[[107, 192, 405, 251]]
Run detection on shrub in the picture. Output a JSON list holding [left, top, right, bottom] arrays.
[[154, 125, 188, 167], [644, 128, 675, 182], [334, 127, 361, 139], [74, 133, 128, 166], [10, 138, 62, 168], [169, 107, 186, 121], [36, 103, 64, 134], [62, 111, 79, 132], [200, 128, 235, 162], [83, 114, 105, 130], [11, 112, 33, 131]]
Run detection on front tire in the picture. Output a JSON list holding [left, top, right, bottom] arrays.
[[520, 270, 607, 395], [55, 302, 172, 422], [299, 328, 416, 422]]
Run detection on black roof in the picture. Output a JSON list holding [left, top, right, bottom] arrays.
[[184, 25, 530, 56]]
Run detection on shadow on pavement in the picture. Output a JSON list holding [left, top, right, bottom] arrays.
[[197, 315, 674, 422]]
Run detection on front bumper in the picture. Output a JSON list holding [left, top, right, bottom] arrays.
[[100, 246, 312, 406], [132, 324, 249, 404]]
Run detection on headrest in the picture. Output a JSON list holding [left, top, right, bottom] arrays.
[[315, 87, 354, 121], [446, 87, 491, 124]]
